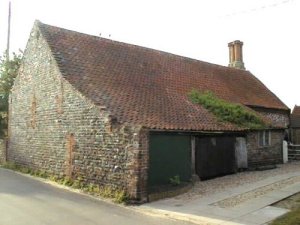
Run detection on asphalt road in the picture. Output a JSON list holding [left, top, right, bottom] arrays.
[[0, 168, 192, 225]]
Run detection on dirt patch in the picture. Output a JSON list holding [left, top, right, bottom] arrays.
[[148, 183, 192, 202], [273, 192, 300, 210]]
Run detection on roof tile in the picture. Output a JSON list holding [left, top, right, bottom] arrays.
[[291, 105, 300, 128], [37, 21, 288, 131]]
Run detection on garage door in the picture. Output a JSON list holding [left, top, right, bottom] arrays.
[[196, 136, 236, 179], [148, 133, 191, 187]]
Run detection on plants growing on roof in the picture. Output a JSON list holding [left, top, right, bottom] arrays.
[[188, 90, 266, 129]]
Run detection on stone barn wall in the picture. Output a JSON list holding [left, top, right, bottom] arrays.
[[247, 130, 284, 167], [8, 23, 147, 200], [0, 138, 6, 164]]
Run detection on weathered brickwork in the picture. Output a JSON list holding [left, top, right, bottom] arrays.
[[124, 128, 149, 202], [246, 107, 288, 167], [260, 111, 289, 128], [251, 107, 290, 128], [0, 139, 6, 164], [247, 130, 284, 167], [8, 24, 146, 200]]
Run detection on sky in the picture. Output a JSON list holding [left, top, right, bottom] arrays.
[[0, 0, 299, 109]]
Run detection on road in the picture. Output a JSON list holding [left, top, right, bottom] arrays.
[[0, 168, 192, 225]]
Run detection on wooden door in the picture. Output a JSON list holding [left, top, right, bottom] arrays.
[[195, 136, 236, 179]]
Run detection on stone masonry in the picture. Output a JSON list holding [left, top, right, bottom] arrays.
[[0, 139, 6, 164], [247, 130, 284, 167], [8, 24, 147, 201], [246, 107, 289, 168]]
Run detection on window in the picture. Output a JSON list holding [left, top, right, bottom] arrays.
[[258, 130, 271, 147]]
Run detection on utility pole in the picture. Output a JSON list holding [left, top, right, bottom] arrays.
[[6, 1, 11, 61]]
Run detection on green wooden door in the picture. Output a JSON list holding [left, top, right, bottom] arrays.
[[148, 133, 191, 187]]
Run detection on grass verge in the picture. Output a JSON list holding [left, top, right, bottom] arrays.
[[0, 162, 128, 204], [271, 193, 300, 225], [270, 207, 300, 225]]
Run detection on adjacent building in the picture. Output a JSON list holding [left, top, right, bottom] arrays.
[[290, 105, 300, 144]]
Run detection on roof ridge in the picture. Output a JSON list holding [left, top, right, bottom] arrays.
[[36, 21, 251, 74]]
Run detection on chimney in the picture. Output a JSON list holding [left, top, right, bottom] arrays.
[[228, 40, 245, 70]]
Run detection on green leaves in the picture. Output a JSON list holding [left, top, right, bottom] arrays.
[[0, 51, 22, 138], [188, 90, 266, 129], [0, 51, 22, 111]]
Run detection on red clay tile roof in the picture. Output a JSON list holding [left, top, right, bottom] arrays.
[[37, 21, 288, 131], [292, 106, 300, 115], [291, 105, 300, 128]]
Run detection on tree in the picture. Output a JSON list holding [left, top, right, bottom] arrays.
[[0, 52, 22, 110], [0, 51, 22, 137]]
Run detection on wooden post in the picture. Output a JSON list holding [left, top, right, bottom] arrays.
[[6, 1, 11, 60], [191, 136, 195, 174]]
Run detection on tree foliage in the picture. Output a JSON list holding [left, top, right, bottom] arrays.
[[0, 52, 22, 111], [188, 90, 267, 129], [0, 51, 22, 137]]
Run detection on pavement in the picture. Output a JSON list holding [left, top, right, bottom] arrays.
[[0, 168, 194, 225], [136, 166, 300, 225], [1, 165, 300, 225]]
